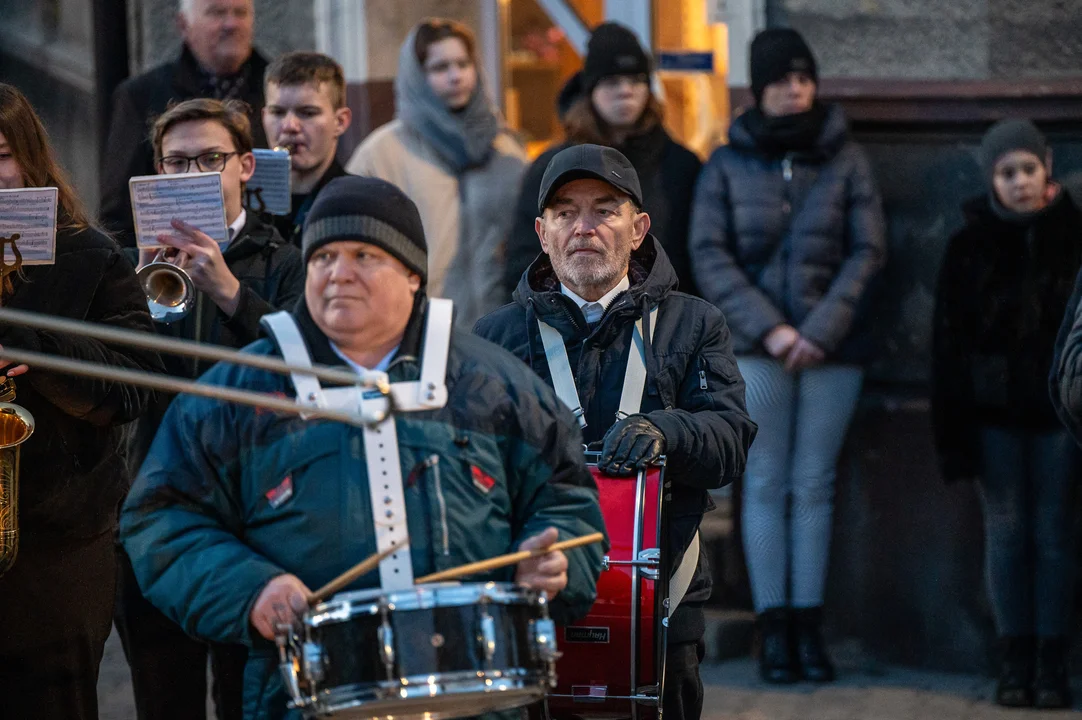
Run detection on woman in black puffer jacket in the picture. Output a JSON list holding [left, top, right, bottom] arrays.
[[934, 119, 1082, 711], [689, 29, 886, 686]]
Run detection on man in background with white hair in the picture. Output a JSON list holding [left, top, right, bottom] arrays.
[[99, 0, 269, 248]]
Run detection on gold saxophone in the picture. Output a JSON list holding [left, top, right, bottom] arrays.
[[0, 376, 34, 576]]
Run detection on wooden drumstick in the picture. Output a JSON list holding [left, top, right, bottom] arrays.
[[414, 532, 605, 584], [307, 543, 407, 606]]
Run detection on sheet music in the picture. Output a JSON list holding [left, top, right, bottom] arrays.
[[129, 172, 229, 248], [0, 187, 58, 265], [247, 148, 292, 215]]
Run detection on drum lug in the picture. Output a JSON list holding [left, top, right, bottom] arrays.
[[301, 640, 324, 687], [480, 611, 497, 663], [378, 619, 395, 673], [275, 627, 305, 707], [601, 548, 660, 579], [530, 618, 561, 666]]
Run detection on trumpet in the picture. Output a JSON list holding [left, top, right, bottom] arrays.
[[138, 250, 195, 324], [0, 377, 35, 577]]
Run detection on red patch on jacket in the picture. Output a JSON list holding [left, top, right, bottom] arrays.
[[265, 475, 294, 508], [471, 466, 496, 494]]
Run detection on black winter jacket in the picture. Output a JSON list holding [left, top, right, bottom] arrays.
[[504, 125, 702, 297], [689, 104, 886, 359], [268, 158, 349, 249], [935, 191, 1082, 480], [123, 212, 304, 475], [100, 45, 270, 246], [0, 226, 162, 543], [475, 236, 757, 643]]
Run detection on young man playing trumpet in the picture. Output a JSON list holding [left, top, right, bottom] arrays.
[[262, 51, 352, 248], [118, 98, 304, 720]]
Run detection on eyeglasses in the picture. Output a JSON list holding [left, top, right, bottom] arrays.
[[158, 151, 238, 174]]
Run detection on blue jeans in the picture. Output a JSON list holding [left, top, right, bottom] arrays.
[[737, 357, 864, 612], [978, 426, 1079, 638]]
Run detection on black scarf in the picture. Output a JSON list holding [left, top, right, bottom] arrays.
[[743, 103, 828, 156]]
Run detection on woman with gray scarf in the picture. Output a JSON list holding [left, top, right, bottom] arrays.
[[347, 19, 526, 329]]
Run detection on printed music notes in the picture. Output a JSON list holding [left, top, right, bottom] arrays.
[[247, 148, 291, 215], [0, 187, 58, 265], [129, 172, 229, 249]]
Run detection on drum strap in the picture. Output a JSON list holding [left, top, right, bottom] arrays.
[[668, 531, 700, 615], [536, 305, 658, 426], [261, 300, 455, 591]]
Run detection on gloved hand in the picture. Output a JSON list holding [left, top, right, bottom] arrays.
[[598, 415, 666, 476]]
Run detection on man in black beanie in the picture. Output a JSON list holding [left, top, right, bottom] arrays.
[[504, 21, 703, 300], [120, 175, 608, 720]]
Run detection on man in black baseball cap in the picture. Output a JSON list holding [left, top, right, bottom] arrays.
[[476, 144, 756, 720]]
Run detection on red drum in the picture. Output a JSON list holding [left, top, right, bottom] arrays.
[[546, 453, 668, 720]]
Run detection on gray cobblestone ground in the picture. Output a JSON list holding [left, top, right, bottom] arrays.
[[97, 627, 1082, 719]]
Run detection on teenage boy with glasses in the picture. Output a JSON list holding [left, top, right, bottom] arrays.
[[115, 97, 304, 720]]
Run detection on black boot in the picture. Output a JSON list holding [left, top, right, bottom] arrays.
[[995, 636, 1034, 708], [793, 606, 835, 683], [757, 607, 797, 684], [1034, 636, 1071, 709]]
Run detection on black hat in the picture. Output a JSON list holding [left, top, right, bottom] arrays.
[[583, 22, 652, 92], [979, 119, 1048, 186], [302, 176, 428, 282], [749, 28, 818, 104], [537, 144, 643, 214]]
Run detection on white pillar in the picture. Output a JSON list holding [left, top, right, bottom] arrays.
[[713, 0, 766, 88], [605, 0, 652, 52], [313, 0, 368, 82]]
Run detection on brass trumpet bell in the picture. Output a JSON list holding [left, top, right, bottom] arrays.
[[138, 261, 194, 324]]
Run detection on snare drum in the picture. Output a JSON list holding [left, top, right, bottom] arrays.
[[278, 582, 559, 719], [546, 453, 668, 720]]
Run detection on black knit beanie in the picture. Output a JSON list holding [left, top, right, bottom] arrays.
[[979, 119, 1048, 187], [583, 22, 652, 92], [750, 28, 818, 104], [302, 176, 428, 283]]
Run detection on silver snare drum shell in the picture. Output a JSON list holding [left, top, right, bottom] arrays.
[[278, 582, 560, 720]]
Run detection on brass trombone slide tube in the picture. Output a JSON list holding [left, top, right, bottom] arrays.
[[0, 306, 389, 393], [0, 348, 389, 427]]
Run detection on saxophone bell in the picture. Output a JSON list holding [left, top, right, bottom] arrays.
[[0, 377, 34, 577]]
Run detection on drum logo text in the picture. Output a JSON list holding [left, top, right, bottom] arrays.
[[564, 626, 610, 643]]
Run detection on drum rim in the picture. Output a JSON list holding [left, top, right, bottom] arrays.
[[295, 668, 551, 713], [308, 581, 544, 625]]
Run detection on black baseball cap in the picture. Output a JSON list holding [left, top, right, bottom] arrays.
[[537, 144, 643, 214]]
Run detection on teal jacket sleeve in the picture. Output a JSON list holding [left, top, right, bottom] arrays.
[[120, 387, 285, 647], [503, 371, 608, 624]]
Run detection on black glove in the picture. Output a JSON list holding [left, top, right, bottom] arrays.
[[598, 415, 666, 476]]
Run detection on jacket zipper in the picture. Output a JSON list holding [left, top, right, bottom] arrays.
[[780, 154, 794, 322], [427, 454, 450, 556], [699, 369, 708, 390]]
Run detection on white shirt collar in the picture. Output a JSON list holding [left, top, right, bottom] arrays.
[[330, 342, 399, 374], [221, 209, 247, 251], [560, 275, 630, 325]]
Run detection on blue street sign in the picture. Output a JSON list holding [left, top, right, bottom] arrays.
[[657, 51, 715, 73]]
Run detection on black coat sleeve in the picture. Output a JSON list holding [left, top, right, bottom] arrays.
[[100, 85, 154, 247], [0, 246, 163, 426], [643, 303, 757, 488], [503, 154, 552, 296], [221, 246, 305, 345], [1051, 263, 1082, 445], [931, 232, 981, 480]]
